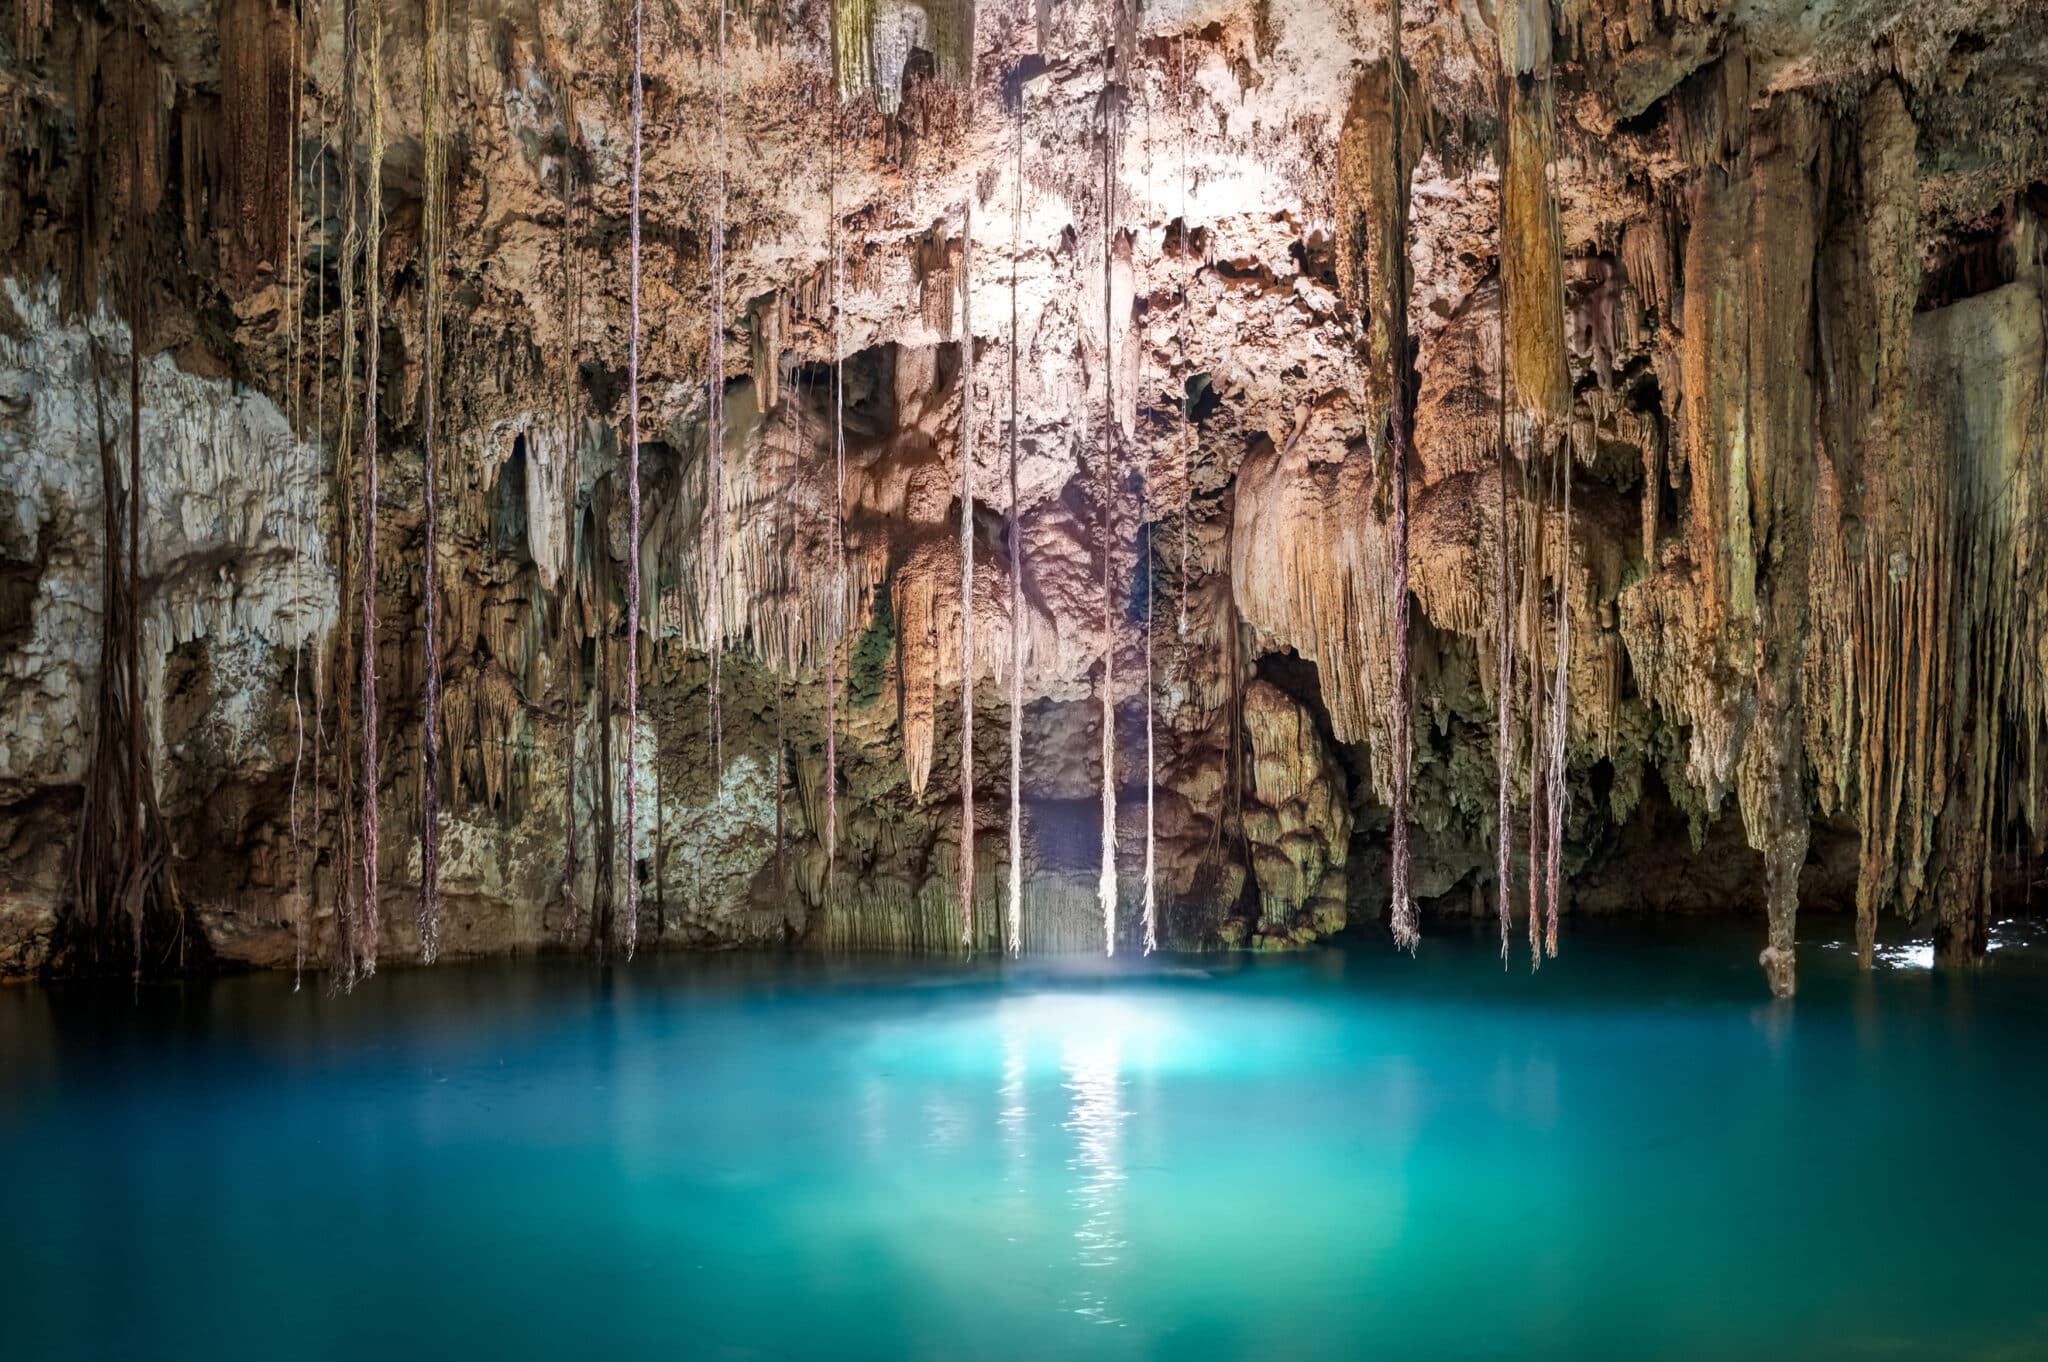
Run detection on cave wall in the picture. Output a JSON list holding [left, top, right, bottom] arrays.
[[1, 0, 2044, 983]]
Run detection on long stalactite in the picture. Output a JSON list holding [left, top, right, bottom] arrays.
[[12, 0, 2046, 996]]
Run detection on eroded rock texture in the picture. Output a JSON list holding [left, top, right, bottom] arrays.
[[1, 0, 2044, 988]]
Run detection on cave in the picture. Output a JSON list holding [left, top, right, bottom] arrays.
[[3, 0, 2047, 1355]]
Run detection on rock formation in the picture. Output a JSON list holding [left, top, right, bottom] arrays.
[[1, 0, 2044, 992]]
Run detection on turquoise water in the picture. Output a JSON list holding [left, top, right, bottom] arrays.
[[4, 922, 2047, 1361]]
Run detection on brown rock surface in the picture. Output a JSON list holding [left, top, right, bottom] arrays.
[[2, 0, 2045, 989]]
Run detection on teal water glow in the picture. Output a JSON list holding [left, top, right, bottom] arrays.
[[4, 921, 2046, 1360]]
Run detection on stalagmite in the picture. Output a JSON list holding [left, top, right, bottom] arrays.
[[1098, 68, 1120, 957], [417, 0, 445, 963], [1007, 83, 1024, 958], [958, 199, 975, 947], [357, 0, 386, 982], [621, 0, 645, 959]]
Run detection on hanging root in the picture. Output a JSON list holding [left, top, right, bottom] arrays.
[[1494, 246, 1516, 965], [559, 154, 583, 936], [1544, 438, 1571, 957], [621, 0, 645, 960], [706, 0, 729, 779], [1097, 61, 1120, 957], [417, 0, 446, 963], [825, 112, 844, 892], [958, 196, 977, 948], [1385, 0, 1418, 952], [1007, 85, 1026, 957]]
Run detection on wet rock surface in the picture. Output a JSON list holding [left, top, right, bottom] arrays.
[[1, 0, 2044, 983]]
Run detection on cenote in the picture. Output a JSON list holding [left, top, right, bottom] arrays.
[[7, 921, 2047, 1362], [8, 0, 2048, 1356]]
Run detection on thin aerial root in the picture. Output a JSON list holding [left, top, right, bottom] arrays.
[[621, 0, 645, 959]]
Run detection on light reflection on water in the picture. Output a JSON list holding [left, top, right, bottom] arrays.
[[1062, 1026, 1128, 1326], [4, 924, 2048, 1362]]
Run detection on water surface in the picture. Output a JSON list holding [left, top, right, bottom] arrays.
[[5, 920, 2046, 1361]]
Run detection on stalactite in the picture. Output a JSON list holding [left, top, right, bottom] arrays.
[[417, 0, 445, 963], [621, 0, 645, 960], [958, 197, 976, 948], [1330, 36, 1420, 944], [1811, 81, 1920, 967], [830, 0, 876, 100], [1492, 2, 1571, 969], [15, 0, 51, 64], [1097, 66, 1120, 957], [1385, 0, 1417, 952], [1497, 8, 1570, 426], [925, 0, 976, 82], [219, 0, 297, 291]]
